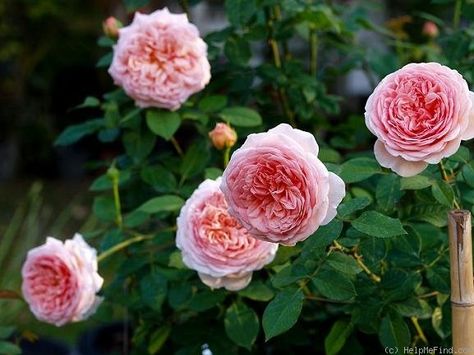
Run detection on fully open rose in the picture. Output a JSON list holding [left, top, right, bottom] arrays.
[[365, 62, 474, 176], [221, 123, 345, 246], [21, 234, 103, 326], [176, 178, 278, 291], [108, 8, 211, 110]]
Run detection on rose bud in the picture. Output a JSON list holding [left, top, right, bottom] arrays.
[[365, 62, 474, 177], [221, 123, 346, 246], [22, 234, 103, 326], [208, 123, 237, 150], [103, 16, 122, 38], [422, 21, 439, 39], [177, 178, 278, 291]]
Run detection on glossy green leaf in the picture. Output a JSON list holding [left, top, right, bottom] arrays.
[[224, 301, 259, 350], [262, 288, 304, 340], [138, 195, 184, 214], [352, 211, 407, 238], [146, 110, 181, 141]]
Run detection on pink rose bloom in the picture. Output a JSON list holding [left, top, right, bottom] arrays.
[[108, 8, 211, 111], [365, 62, 474, 176], [22, 234, 103, 326], [208, 122, 237, 150], [176, 178, 278, 291], [221, 123, 346, 246]]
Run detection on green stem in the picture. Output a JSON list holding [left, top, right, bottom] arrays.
[[98, 235, 152, 263], [411, 317, 428, 344], [453, 0, 462, 29], [180, 0, 192, 21], [266, 7, 297, 127], [438, 161, 461, 209], [170, 136, 184, 156], [108, 164, 123, 229], [310, 28, 318, 76], [223, 147, 231, 168]]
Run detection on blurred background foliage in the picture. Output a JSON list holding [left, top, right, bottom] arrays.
[[3, 0, 474, 354]]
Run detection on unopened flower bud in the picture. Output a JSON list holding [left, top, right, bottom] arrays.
[[103, 16, 122, 38], [422, 21, 439, 39], [209, 123, 237, 150]]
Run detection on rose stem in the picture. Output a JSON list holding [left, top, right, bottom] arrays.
[[180, 0, 192, 22], [333, 241, 381, 283], [411, 317, 428, 344], [438, 161, 461, 209], [170, 136, 184, 156], [108, 163, 123, 229], [265, 7, 297, 128], [453, 0, 462, 29], [310, 28, 318, 76], [97, 235, 153, 263], [223, 146, 231, 168]]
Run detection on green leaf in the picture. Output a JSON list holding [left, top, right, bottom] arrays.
[[90, 170, 131, 191], [140, 273, 167, 312], [337, 197, 371, 218], [462, 161, 474, 187], [93, 195, 116, 222], [262, 288, 304, 340], [224, 301, 259, 350], [325, 320, 354, 355], [124, 0, 150, 12], [0, 341, 21, 355], [224, 36, 251, 66], [300, 219, 343, 259], [140, 165, 177, 193], [168, 251, 186, 269], [239, 281, 274, 301], [431, 180, 455, 207], [75, 96, 100, 109], [225, 0, 257, 27], [96, 52, 113, 67], [204, 167, 223, 180], [0, 327, 14, 340], [189, 289, 226, 312], [378, 313, 410, 348], [146, 110, 181, 141], [54, 119, 104, 146], [148, 325, 171, 354], [180, 141, 210, 183], [352, 211, 407, 238], [137, 195, 184, 214], [219, 107, 262, 127], [123, 130, 156, 161], [426, 267, 450, 294], [326, 252, 361, 275], [400, 175, 433, 190], [339, 158, 382, 183], [313, 270, 356, 301], [376, 175, 402, 212], [198, 95, 228, 113]]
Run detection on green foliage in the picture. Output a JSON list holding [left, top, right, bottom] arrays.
[[50, 0, 474, 352]]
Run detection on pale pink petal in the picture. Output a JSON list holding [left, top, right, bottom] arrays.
[[374, 140, 428, 177], [461, 91, 474, 140]]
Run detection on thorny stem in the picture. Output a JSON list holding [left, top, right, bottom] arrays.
[[437, 161, 461, 209], [171, 136, 184, 156]]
